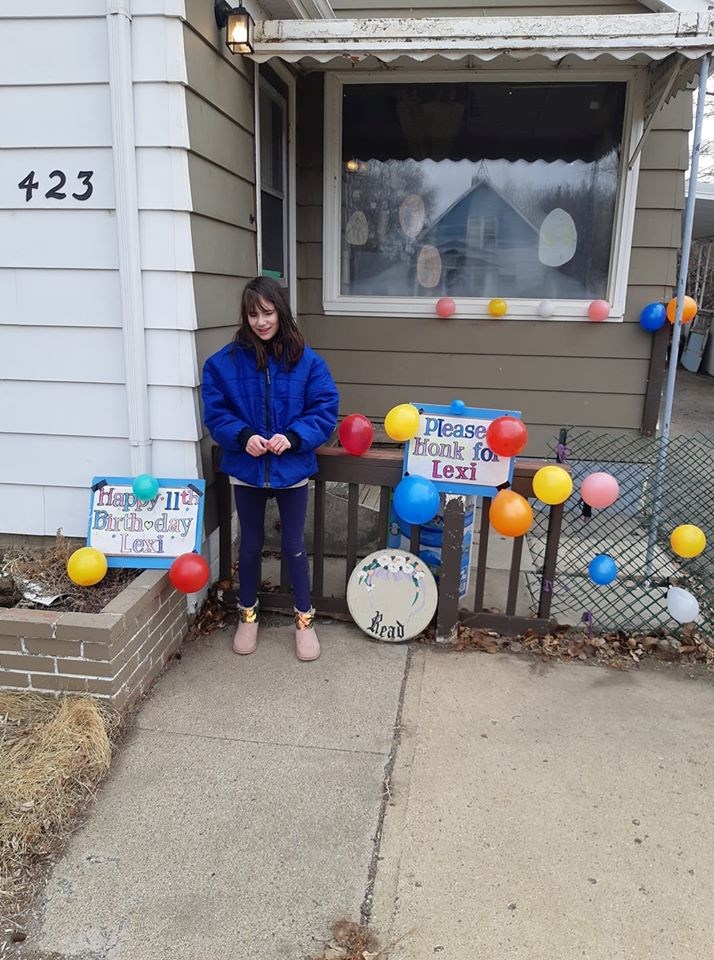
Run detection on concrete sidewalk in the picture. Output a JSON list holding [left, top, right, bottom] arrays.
[[21, 622, 714, 960]]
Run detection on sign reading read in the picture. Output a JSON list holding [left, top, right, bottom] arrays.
[[403, 403, 520, 496], [86, 476, 205, 569]]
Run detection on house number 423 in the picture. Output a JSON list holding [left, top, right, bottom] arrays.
[[18, 170, 94, 202]]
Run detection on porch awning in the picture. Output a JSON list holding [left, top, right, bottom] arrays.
[[251, 11, 714, 66]]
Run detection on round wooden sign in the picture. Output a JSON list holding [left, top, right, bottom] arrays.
[[347, 549, 438, 642]]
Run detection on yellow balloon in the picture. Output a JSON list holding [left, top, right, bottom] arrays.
[[67, 547, 108, 587], [384, 403, 421, 442], [532, 465, 573, 505], [487, 298, 508, 317], [670, 524, 706, 559]]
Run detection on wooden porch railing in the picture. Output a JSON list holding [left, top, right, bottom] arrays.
[[213, 445, 564, 640]]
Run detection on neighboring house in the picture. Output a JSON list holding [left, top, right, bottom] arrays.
[[1, 0, 713, 557]]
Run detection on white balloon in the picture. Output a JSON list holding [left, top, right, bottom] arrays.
[[666, 586, 700, 624], [537, 299, 555, 318]]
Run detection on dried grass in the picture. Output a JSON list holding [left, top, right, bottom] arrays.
[[2, 532, 137, 614], [0, 692, 122, 943]]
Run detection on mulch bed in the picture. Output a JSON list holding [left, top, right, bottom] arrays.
[[1, 534, 138, 615]]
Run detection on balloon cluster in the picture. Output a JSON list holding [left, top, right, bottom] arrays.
[[639, 296, 698, 332]]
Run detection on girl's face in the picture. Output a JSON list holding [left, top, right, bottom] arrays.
[[247, 298, 279, 341]]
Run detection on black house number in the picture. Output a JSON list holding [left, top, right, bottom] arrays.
[[18, 170, 94, 202]]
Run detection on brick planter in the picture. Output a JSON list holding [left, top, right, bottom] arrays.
[[0, 570, 189, 710]]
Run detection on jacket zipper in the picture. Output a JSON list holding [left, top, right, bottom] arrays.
[[264, 366, 271, 488]]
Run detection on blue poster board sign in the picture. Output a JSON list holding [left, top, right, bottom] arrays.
[[85, 477, 206, 569], [403, 403, 520, 497]]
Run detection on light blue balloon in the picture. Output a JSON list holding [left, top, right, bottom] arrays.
[[450, 399, 466, 416], [132, 473, 160, 500], [393, 476, 440, 527], [588, 554, 618, 586]]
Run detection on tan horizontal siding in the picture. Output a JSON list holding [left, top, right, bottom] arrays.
[[183, 24, 254, 133], [187, 154, 255, 231], [337, 382, 644, 429], [301, 313, 652, 357], [185, 91, 256, 176], [322, 350, 650, 393]]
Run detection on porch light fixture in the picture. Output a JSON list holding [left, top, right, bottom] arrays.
[[214, 1, 254, 55]]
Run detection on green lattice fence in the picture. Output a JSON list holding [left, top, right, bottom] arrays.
[[526, 430, 713, 637]]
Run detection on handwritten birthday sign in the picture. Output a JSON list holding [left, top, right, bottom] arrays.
[[86, 476, 205, 569], [403, 403, 520, 496]]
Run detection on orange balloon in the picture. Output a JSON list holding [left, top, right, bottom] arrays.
[[489, 490, 534, 538], [666, 295, 697, 325]]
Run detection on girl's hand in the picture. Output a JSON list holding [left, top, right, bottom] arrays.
[[267, 434, 291, 455], [246, 435, 268, 457]]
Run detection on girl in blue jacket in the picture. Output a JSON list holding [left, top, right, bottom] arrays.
[[202, 277, 339, 661]]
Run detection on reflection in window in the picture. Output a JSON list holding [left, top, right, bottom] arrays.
[[340, 82, 626, 301]]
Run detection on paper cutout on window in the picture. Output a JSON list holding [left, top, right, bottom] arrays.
[[417, 245, 442, 288], [538, 208, 577, 267], [346, 210, 369, 246], [399, 194, 426, 239]]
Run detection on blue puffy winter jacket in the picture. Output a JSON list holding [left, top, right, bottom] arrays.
[[201, 342, 339, 488]]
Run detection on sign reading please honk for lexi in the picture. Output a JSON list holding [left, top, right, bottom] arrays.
[[86, 476, 205, 568], [403, 403, 520, 497]]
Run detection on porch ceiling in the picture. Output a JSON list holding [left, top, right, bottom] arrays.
[[250, 11, 714, 65]]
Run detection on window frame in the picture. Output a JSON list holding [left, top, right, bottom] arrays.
[[255, 62, 297, 317], [322, 69, 645, 322]]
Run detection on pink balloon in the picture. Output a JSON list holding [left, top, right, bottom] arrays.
[[581, 472, 620, 509], [436, 297, 455, 318], [587, 299, 610, 322]]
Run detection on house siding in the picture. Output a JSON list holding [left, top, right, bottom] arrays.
[[182, 1, 258, 527], [0, 2, 202, 537], [296, 73, 691, 455]]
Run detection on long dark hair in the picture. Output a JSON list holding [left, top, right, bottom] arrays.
[[234, 277, 305, 370]]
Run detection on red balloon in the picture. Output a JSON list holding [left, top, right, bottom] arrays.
[[169, 553, 210, 594], [485, 416, 528, 458], [436, 297, 456, 318], [338, 413, 374, 456]]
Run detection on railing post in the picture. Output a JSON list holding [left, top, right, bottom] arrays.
[[436, 495, 465, 644], [212, 446, 234, 584], [538, 502, 564, 619]]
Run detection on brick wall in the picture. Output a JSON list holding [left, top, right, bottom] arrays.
[[0, 570, 189, 709]]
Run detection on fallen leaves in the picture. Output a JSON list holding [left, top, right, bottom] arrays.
[[442, 622, 714, 669], [310, 919, 386, 960]]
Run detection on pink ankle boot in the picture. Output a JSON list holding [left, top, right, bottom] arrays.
[[294, 607, 320, 661], [233, 602, 259, 655]]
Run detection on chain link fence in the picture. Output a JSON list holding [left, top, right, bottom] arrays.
[[526, 429, 714, 637]]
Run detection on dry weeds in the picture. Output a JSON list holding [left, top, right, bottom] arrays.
[[0, 693, 123, 948]]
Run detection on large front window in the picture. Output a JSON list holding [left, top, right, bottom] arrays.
[[330, 78, 631, 315]]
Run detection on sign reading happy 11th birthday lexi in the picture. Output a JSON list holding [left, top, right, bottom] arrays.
[[403, 403, 520, 497], [86, 476, 206, 569]]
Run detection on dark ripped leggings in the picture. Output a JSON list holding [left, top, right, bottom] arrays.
[[234, 484, 311, 612]]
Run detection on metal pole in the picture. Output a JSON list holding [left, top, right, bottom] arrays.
[[645, 54, 710, 578]]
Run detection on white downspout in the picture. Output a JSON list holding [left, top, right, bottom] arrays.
[[106, 0, 152, 475]]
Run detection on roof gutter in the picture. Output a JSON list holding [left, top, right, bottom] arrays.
[[106, 0, 152, 475]]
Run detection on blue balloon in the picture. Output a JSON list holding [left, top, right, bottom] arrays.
[[393, 476, 440, 526], [450, 399, 466, 416], [132, 473, 160, 500], [588, 554, 618, 586], [639, 302, 667, 332]]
